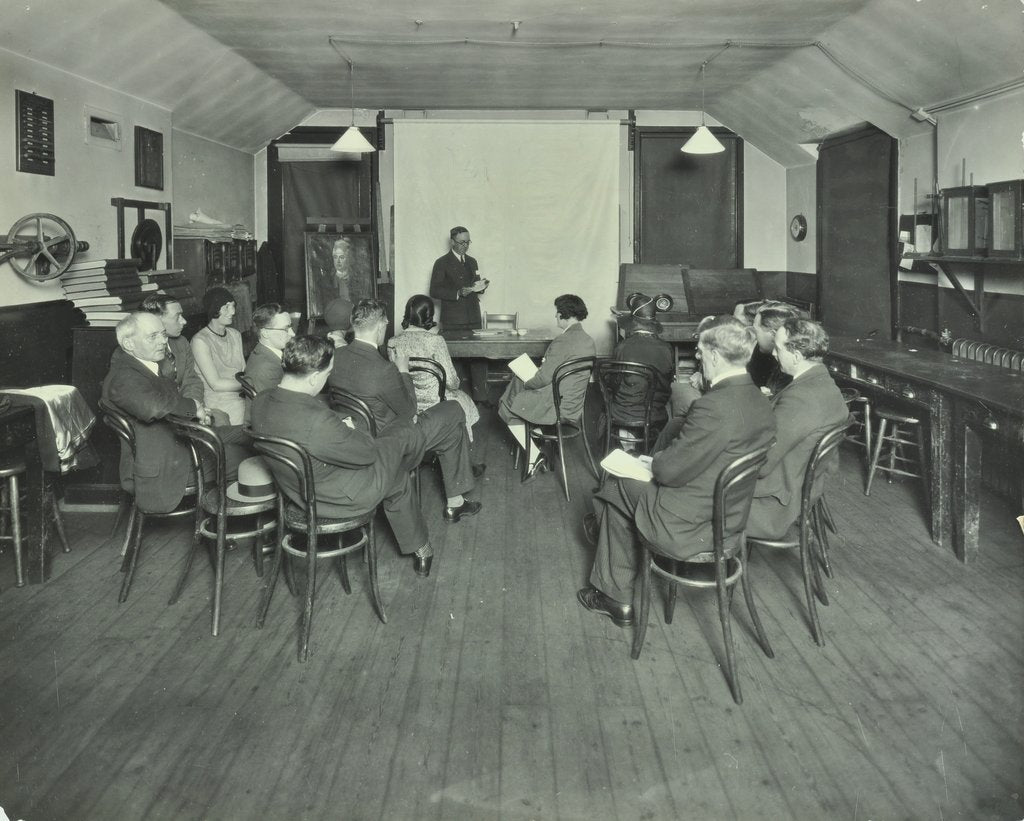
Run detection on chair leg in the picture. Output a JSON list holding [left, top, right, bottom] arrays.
[[664, 574, 678, 624], [108, 494, 129, 540], [256, 531, 285, 630], [253, 513, 265, 578], [818, 495, 837, 534], [118, 512, 145, 604], [812, 504, 834, 580], [282, 550, 297, 597], [48, 490, 71, 554], [579, 404, 599, 480], [556, 432, 571, 502], [864, 417, 888, 496], [338, 538, 352, 595], [119, 505, 139, 566], [862, 401, 872, 464], [740, 545, 774, 659], [365, 521, 387, 624], [798, 527, 825, 646], [717, 565, 742, 704], [211, 516, 228, 637], [886, 423, 900, 483], [8, 476, 25, 588], [169, 512, 206, 606], [298, 536, 319, 662], [630, 549, 652, 660]]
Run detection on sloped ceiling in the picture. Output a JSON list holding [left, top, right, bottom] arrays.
[[0, 0, 315, 153], [3, 0, 1021, 165]]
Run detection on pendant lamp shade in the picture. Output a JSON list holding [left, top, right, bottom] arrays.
[[681, 61, 725, 155], [681, 125, 725, 154], [332, 126, 375, 153], [331, 56, 375, 154]]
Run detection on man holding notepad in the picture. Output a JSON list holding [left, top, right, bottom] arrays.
[[577, 318, 775, 627]]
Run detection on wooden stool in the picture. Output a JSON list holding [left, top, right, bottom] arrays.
[[0, 461, 71, 589], [840, 388, 872, 460], [865, 408, 928, 497]]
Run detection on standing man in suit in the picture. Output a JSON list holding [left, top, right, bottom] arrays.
[[244, 302, 296, 394], [577, 319, 776, 627], [102, 312, 250, 514], [141, 294, 228, 426], [429, 226, 490, 401], [252, 336, 438, 576], [745, 318, 849, 539], [328, 298, 483, 523], [499, 294, 596, 478]]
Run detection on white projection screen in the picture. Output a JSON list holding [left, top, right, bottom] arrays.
[[392, 120, 621, 352]]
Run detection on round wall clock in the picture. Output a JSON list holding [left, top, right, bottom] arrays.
[[790, 214, 808, 242]]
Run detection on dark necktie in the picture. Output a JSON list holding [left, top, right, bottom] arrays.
[[162, 345, 177, 380]]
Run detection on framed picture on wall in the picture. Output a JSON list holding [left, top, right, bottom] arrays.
[[134, 126, 164, 190], [304, 232, 376, 319]]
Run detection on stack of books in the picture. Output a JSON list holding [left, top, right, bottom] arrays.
[[60, 259, 196, 327]]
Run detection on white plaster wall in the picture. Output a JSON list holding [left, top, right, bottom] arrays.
[[786, 164, 818, 274], [171, 130, 255, 231], [0, 48, 172, 305]]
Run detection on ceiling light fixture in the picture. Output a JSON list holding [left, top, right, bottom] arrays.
[[331, 56, 375, 154], [681, 61, 725, 155]]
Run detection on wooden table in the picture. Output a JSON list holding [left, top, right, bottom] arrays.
[[0, 404, 47, 583], [826, 336, 1024, 562], [442, 329, 554, 360]]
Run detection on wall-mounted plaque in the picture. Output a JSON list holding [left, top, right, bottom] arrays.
[[134, 126, 164, 190]]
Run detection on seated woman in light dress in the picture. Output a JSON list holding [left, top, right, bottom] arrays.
[[191, 286, 246, 425], [386, 294, 480, 440]]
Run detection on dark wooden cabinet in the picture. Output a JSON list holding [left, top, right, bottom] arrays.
[[173, 238, 257, 305]]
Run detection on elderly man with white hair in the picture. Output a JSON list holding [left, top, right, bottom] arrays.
[[101, 312, 250, 515], [577, 317, 776, 627]]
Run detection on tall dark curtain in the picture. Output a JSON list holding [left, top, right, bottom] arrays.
[[636, 129, 743, 267], [280, 160, 372, 312]]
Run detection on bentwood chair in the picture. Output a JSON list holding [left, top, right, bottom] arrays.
[[249, 429, 385, 662], [236, 372, 258, 401], [98, 399, 203, 605], [407, 357, 446, 502], [631, 444, 775, 705], [166, 416, 277, 636], [327, 386, 377, 436], [746, 422, 849, 647], [594, 359, 661, 461], [521, 356, 599, 501]]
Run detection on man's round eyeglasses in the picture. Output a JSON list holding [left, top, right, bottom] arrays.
[[454, 238, 471, 245]]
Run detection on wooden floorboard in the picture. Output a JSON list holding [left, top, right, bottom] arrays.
[[1, 409, 1022, 821]]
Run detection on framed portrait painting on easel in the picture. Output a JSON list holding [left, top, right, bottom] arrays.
[[303, 232, 376, 319]]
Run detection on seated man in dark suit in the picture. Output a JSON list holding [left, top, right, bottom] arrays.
[[102, 312, 250, 515], [608, 301, 675, 440], [141, 294, 228, 426], [746, 318, 849, 540], [749, 303, 800, 395], [577, 319, 776, 626], [251, 336, 440, 576], [328, 299, 482, 523], [244, 302, 296, 394]]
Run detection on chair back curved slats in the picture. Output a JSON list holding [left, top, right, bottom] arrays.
[[551, 355, 596, 424], [236, 372, 257, 400], [247, 429, 319, 540], [594, 359, 659, 455], [712, 445, 773, 552], [409, 357, 447, 402], [327, 387, 378, 437], [799, 423, 849, 513], [98, 398, 137, 457]]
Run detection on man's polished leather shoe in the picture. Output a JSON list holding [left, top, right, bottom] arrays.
[[413, 553, 433, 577], [443, 499, 482, 523], [583, 513, 600, 546], [471, 463, 487, 479], [577, 586, 634, 627]]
